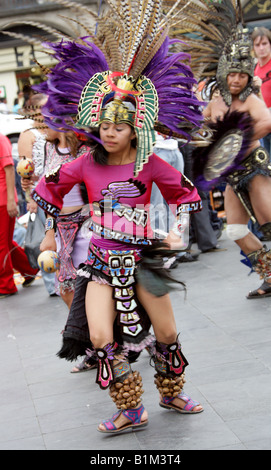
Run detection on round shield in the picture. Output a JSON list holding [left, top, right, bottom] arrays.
[[203, 130, 243, 181]]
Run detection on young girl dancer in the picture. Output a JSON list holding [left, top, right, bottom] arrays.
[[31, 0, 205, 433]]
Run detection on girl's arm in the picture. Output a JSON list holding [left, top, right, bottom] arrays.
[[151, 154, 202, 249], [33, 152, 89, 217]]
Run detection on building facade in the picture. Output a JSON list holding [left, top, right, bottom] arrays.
[[0, 0, 270, 111], [0, 0, 98, 110]]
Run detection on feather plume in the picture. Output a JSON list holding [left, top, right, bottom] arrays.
[[1, 0, 204, 144], [163, 0, 246, 82], [2, 19, 69, 42]]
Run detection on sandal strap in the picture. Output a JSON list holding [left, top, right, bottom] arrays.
[[75, 356, 96, 371], [178, 392, 200, 411], [101, 405, 145, 430], [162, 391, 199, 411], [253, 281, 271, 292], [248, 280, 271, 297], [101, 410, 122, 431], [122, 405, 145, 424]]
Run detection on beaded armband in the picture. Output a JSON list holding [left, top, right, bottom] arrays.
[[172, 204, 190, 239]]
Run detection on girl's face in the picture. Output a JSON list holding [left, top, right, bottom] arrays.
[[100, 122, 135, 154], [227, 72, 249, 96]]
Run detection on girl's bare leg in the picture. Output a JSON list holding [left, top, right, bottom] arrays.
[[136, 284, 203, 412], [85, 281, 116, 347], [85, 281, 148, 430]]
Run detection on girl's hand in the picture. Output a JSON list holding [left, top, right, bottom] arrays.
[[27, 199, 38, 214], [164, 230, 187, 251], [40, 230, 57, 252]]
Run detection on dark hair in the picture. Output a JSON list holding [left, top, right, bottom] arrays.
[[252, 27, 271, 45], [48, 131, 85, 158], [90, 126, 137, 165], [90, 129, 109, 165]]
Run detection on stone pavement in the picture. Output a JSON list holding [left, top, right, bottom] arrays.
[[1, 230, 271, 451]]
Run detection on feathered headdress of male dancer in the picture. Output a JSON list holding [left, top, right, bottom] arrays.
[[165, 0, 256, 188], [167, 0, 255, 102]]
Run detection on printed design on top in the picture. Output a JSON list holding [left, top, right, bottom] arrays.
[[93, 178, 148, 227]]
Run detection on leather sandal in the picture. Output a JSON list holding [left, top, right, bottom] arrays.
[[98, 405, 148, 434], [247, 280, 271, 299], [70, 355, 97, 373], [159, 391, 203, 414]]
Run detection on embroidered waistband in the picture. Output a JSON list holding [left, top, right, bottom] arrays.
[[56, 208, 89, 224], [88, 218, 153, 245]]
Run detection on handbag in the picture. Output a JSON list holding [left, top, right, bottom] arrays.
[[24, 212, 45, 269]]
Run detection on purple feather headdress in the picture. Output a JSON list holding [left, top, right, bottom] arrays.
[[36, 36, 202, 139], [31, 0, 204, 174], [35, 39, 109, 135]]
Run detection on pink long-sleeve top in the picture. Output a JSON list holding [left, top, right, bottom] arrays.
[[33, 151, 201, 247]]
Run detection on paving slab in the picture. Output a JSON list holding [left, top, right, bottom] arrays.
[[1, 230, 271, 453]]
